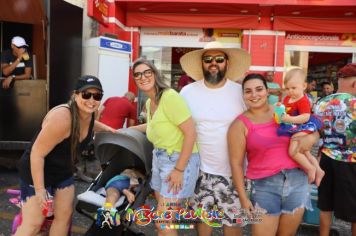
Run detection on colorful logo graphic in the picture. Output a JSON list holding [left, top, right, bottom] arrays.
[[124, 202, 265, 228], [125, 202, 225, 227]]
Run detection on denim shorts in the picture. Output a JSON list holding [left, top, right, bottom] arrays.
[[20, 177, 74, 201], [150, 148, 200, 199], [250, 168, 311, 216]]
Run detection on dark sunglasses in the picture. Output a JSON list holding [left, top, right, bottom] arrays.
[[81, 91, 103, 101], [202, 55, 227, 64], [133, 69, 153, 80]]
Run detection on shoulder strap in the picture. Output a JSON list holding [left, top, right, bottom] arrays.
[[42, 104, 70, 122], [88, 113, 95, 135], [237, 114, 254, 131]]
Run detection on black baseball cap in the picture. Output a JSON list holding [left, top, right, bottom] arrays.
[[75, 75, 103, 92]]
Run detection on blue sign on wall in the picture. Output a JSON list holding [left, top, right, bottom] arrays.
[[99, 37, 131, 53]]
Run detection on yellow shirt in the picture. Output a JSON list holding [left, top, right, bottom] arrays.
[[146, 89, 198, 154]]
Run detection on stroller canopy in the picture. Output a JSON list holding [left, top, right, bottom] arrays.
[[94, 129, 153, 175]]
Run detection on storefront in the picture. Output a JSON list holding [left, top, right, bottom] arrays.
[[139, 27, 242, 89], [88, 0, 356, 95], [0, 0, 84, 150], [285, 32, 355, 95]]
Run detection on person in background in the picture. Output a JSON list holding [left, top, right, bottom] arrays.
[[266, 71, 281, 105], [314, 63, 356, 236], [177, 72, 195, 92], [15, 76, 116, 236], [321, 81, 334, 98], [229, 74, 316, 236], [1, 36, 33, 89], [306, 76, 317, 110], [138, 101, 147, 124], [131, 58, 200, 236], [180, 41, 251, 236], [199, 28, 216, 42], [98, 92, 137, 129], [305, 76, 320, 157]]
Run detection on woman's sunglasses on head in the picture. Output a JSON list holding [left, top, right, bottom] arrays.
[[202, 55, 227, 64], [80, 91, 103, 101]]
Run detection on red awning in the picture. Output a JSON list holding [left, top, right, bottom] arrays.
[[126, 13, 259, 29], [118, 0, 356, 6], [274, 17, 356, 33]]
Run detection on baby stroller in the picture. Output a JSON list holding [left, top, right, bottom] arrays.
[[76, 128, 153, 236]]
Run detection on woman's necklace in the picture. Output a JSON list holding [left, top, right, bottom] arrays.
[[150, 101, 157, 118]]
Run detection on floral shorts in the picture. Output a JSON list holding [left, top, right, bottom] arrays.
[[190, 171, 244, 227]]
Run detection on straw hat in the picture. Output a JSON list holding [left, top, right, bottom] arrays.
[[180, 41, 251, 82]]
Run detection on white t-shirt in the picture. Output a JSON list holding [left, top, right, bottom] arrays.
[[180, 79, 246, 176]]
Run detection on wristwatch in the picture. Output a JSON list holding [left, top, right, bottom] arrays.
[[12, 75, 16, 80]]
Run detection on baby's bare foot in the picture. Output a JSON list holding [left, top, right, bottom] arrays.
[[315, 168, 325, 187]]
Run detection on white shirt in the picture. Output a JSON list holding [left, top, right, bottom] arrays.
[[181, 79, 246, 176]]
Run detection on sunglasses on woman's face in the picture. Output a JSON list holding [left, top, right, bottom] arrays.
[[133, 69, 153, 80], [202, 55, 227, 64], [81, 91, 103, 101]]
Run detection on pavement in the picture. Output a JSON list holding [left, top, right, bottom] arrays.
[[0, 165, 352, 236]]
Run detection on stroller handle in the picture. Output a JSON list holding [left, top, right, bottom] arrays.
[[7, 189, 21, 195]]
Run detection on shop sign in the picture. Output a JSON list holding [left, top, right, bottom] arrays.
[[141, 28, 242, 48], [99, 37, 131, 53], [87, 0, 109, 26], [285, 32, 356, 47]]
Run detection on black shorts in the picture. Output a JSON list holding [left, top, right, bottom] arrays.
[[317, 153, 356, 222]]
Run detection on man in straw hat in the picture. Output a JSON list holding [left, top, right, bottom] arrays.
[[180, 41, 251, 235], [314, 63, 356, 236]]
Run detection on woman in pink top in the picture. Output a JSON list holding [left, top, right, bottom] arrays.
[[228, 74, 317, 236]]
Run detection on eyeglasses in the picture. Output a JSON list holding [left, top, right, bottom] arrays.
[[81, 91, 103, 101], [202, 55, 227, 64], [133, 69, 153, 80]]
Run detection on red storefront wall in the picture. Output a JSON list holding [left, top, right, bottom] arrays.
[[87, 0, 356, 92]]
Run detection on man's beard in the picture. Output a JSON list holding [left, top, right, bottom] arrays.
[[203, 66, 226, 85]]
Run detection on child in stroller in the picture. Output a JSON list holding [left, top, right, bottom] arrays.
[[76, 129, 153, 236], [96, 169, 145, 229]]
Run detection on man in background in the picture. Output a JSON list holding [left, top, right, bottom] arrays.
[[98, 92, 137, 129], [321, 81, 334, 98], [266, 71, 281, 104], [314, 63, 356, 236], [1, 36, 33, 89], [306, 76, 317, 110], [177, 72, 195, 92]]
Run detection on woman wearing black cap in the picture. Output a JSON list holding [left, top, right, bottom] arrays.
[[15, 75, 116, 236]]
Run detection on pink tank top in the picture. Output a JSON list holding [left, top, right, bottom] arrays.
[[238, 114, 299, 179]]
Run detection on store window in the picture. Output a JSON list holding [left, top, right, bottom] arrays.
[[285, 50, 352, 96], [140, 46, 197, 91], [284, 32, 356, 97], [138, 46, 197, 122]]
